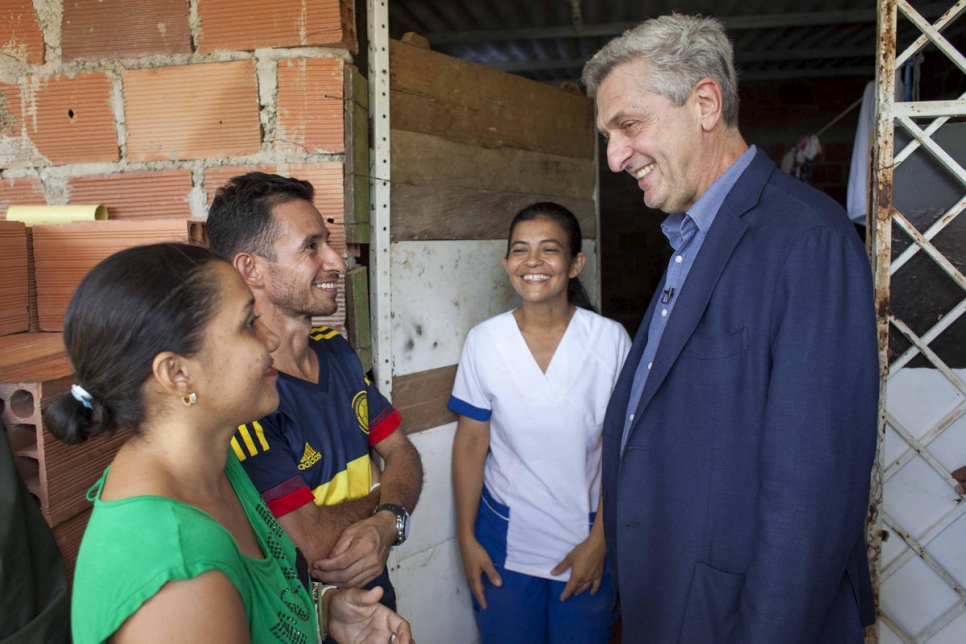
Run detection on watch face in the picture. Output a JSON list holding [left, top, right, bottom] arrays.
[[377, 504, 409, 545]]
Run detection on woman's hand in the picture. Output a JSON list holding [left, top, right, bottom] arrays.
[[458, 536, 502, 609], [550, 529, 606, 601], [452, 415, 498, 608], [325, 586, 413, 644]]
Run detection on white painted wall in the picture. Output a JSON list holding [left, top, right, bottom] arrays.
[[388, 422, 480, 644], [877, 368, 966, 642], [391, 239, 599, 377]]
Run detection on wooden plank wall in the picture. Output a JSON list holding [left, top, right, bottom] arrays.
[[384, 37, 598, 642], [386, 37, 597, 433]]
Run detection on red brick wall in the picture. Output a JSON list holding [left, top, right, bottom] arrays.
[[61, 0, 193, 61], [122, 61, 262, 162], [27, 72, 119, 164], [197, 0, 354, 53], [0, 0, 45, 64], [0, 2, 359, 570], [0, 0, 357, 327]]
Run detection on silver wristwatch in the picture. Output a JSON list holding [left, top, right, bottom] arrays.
[[374, 503, 410, 546]]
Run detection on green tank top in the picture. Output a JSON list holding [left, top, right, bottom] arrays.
[[71, 451, 318, 644]]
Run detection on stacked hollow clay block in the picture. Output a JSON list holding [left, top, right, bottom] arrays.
[[1, 218, 191, 579], [0, 221, 30, 335], [0, 336, 129, 586], [32, 219, 190, 331], [25, 228, 38, 332]]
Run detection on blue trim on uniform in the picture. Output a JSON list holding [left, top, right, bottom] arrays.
[[447, 395, 491, 422], [481, 486, 510, 522]]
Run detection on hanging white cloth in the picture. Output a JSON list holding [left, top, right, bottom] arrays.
[[846, 71, 909, 227], [846, 81, 876, 226]]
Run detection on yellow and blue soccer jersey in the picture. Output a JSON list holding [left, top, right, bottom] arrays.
[[232, 327, 401, 517]]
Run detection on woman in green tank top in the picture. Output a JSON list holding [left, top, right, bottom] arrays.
[[43, 243, 413, 644]]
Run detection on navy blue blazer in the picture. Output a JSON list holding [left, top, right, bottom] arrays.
[[602, 150, 878, 643]]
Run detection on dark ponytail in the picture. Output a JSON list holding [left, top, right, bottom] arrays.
[[43, 386, 106, 446], [43, 243, 224, 445], [507, 202, 596, 312], [566, 274, 595, 312]]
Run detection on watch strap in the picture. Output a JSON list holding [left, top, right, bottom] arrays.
[[374, 503, 409, 545]]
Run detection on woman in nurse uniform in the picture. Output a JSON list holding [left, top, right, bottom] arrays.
[[449, 202, 631, 643]]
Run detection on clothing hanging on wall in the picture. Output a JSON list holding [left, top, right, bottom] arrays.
[[780, 135, 823, 183], [780, 95, 864, 184], [846, 81, 876, 226], [846, 65, 914, 226]]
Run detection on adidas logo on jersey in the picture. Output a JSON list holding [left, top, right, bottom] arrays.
[[298, 443, 322, 470]]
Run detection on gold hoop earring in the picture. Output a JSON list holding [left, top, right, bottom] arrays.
[[182, 392, 198, 406]]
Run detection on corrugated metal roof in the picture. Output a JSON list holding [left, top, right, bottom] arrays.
[[389, 1, 965, 83]]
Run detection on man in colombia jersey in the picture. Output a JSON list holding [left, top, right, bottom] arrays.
[[207, 172, 423, 616]]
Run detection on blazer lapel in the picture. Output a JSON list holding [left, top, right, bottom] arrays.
[[610, 275, 664, 416], [625, 150, 776, 446], [603, 272, 664, 471]]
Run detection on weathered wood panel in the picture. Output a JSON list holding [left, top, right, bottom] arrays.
[[389, 39, 594, 159], [393, 364, 458, 435], [391, 130, 595, 198], [390, 184, 595, 242], [344, 65, 370, 245], [345, 265, 372, 372], [385, 36, 600, 640]]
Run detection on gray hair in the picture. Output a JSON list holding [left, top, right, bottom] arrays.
[[582, 13, 740, 127]]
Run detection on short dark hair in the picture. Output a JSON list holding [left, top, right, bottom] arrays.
[[42, 243, 224, 444], [507, 202, 596, 312], [207, 172, 315, 262]]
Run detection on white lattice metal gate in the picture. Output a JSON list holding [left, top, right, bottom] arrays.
[[869, 1, 966, 642]]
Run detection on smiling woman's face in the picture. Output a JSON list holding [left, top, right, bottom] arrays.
[[503, 216, 583, 306]]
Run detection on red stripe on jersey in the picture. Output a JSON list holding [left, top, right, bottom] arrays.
[[369, 408, 402, 446], [265, 486, 315, 517]]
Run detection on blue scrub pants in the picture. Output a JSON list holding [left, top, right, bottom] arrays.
[[472, 487, 616, 644]]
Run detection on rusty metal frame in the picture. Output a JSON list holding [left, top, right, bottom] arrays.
[[870, 1, 966, 642]]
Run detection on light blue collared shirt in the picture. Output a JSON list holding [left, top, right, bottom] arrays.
[[621, 146, 757, 452]]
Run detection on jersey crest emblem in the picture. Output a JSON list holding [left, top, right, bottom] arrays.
[[352, 391, 369, 434], [298, 442, 322, 470]]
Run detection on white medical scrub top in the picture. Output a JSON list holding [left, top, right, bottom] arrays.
[[449, 307, 630, 580]]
